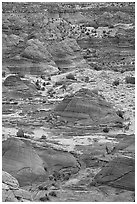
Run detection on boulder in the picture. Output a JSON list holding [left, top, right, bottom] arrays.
[[16, 129, 25, 137], [93, 157, 135, 191], [66, 73, 76, 80]]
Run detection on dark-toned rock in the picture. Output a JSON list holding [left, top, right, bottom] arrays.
[[54, 88, 123, 126], [93, 157, 135, 191], [16, 129, 24, 137], [125, 76, 135, 84], [66, 73, 76, 80], [2, 138, 47, 186], [103, 127, 109, 133]]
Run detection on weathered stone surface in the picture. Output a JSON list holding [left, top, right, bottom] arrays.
[[2, 171, 32, 202], [3, 75, 22, 87], [93, 157, 135, 191], [2, 171, 19, 189], [3, 138, 80, 186], [22, 39, 52, 61], [2, 138, 47, 186], [54, 88, 123, 125], [35, 146, 80, 173], [2, 184, 18, 202]]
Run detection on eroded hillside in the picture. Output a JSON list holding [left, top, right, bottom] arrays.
[[2, 2, 135, 202]]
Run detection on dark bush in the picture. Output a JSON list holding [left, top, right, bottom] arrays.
[[36, 85, 41, 90], [112, 79, 119, 86], [39, 195, 50, 201], [93, 65, 102, 71], [116, 110, 124, 119], [41, 87, 45, 91], [2, 71, 6, 77], [49, 191, 57, 197], [41, 75, 45, 80]]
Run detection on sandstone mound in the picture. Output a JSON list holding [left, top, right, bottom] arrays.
[[93, 157, 135, 191], [3, 75, 38, 98], [54, 88, 123, 125], [3, 75, 22, 86], [47, 39, 86, 71], [2, 138, 80, 186], [3, 34, 58, 77], [22, 39, 52, 61], [2, 138, 47, 186]]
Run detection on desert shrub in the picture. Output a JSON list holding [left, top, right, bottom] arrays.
[[112, 79, 119, 86]]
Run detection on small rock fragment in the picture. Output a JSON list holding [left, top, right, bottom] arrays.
[[16, 129, 24, 137], [103, 127, 109, 133], [66, 73, 76, 80]]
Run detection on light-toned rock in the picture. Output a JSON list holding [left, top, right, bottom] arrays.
[[2, 171, 32, 202], [2, 171, 19, 189]]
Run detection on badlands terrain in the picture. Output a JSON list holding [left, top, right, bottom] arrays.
[[2, 2, 135, 202]]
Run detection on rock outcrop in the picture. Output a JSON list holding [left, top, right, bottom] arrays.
[[2, 138, 47, 186], [3, 75, 38, 98], [93, 157, 135, 191], [2, 138, 80, 186], [2, 171, 32, 202], [54, 88, 123, 126]]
